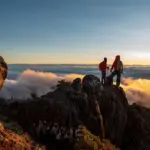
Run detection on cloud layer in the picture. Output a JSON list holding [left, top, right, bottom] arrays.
[[122, 77, 150, 108], [0, 70, 84, 100]]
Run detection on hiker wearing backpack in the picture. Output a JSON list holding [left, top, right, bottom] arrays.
[[99, 57, 109, 85], [110, 55, 123, 87]]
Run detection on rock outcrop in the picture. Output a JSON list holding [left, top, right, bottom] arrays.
[[82, 74, 101, 94], [0, 74, 150, 150], [0, 56, 8, 90], [122, 104, 150, 150], [0, 59, 46, 150], [0, 75, 128, 149]]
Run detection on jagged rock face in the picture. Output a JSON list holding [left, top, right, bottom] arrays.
[[82, 74, 101, 94], [1, 98, 80, 149], [0, 56, 7, 90], [97, 86, 128, 147], [0, 74, 149, 150], [0, 75, 129, 150], [122, 104, 150, 150]]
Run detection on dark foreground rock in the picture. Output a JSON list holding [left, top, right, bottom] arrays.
[[0, 74, 149, 150], [122, 104, 150, 150], [0, 122, 46, 150]]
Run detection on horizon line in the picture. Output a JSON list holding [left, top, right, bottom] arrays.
[[8, 63, 150, 66]]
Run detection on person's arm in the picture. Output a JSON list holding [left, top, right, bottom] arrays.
[[110, 62, 115, 72], [106, 63, 109, 70]]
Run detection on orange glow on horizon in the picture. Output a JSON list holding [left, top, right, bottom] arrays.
[[5, 52, 150, 65]]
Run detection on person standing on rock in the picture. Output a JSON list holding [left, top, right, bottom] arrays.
[[99, 57, 109, 85], [110, 55, 123, 87]]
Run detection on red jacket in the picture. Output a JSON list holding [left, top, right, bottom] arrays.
[[99, 61, 107, 72]]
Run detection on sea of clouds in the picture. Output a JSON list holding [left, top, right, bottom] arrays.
[[122, 77, 150, 107], [0, 68, 150, 108], [0, 70, 84, 100]]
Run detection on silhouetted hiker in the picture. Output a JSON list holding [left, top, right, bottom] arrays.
[[99, 57, 109, 85], [110, 55, 123, 87]]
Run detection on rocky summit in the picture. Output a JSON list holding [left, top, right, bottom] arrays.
[[0, 74, 150, 150]]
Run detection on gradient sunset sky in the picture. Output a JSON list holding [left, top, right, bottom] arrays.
[[0, 0, 150, 64]]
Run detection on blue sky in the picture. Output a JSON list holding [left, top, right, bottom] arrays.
[[0, 0, 150, 64]]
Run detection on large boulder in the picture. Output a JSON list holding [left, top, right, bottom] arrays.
[[82, 74, 101, 95], [71, 78, 81, 91]]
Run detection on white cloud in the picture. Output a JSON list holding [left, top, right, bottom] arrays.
[[121, 77, 150, 108], [0, 69, 84, 100], [1, 70, 150, 108]]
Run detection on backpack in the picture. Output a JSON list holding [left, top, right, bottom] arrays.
[[116, 61, 123, 72]]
